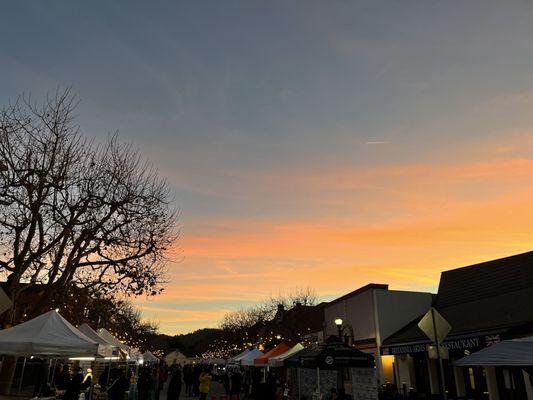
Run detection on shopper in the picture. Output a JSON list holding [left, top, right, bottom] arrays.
[[167, 368, 182, 400], [198, 369, 212, 400]]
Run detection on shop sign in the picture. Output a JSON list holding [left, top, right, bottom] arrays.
[[382, 334, 501, 355]]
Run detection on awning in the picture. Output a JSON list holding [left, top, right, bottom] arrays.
[[228, 349, 251, 364], [254, 343, 291, 365], [143, 350, 160, 364], [239, 348, 264, 366], [0, 310, 98, 357], [97, 328, 131, 358], [268, 343, 305, 367], [299, 338, 374, 369], [78, 323, 116, 357], [454, 336, 533, 367]]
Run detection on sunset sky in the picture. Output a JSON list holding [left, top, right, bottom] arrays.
[[2, 1, 533, 334]]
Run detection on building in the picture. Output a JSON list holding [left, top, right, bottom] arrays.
[[381, 251, 533, 400], [323, 283, 433, 385]]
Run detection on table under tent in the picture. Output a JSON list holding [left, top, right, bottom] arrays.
[[0, 310, 98, 396], [284, 337, 377, 400]]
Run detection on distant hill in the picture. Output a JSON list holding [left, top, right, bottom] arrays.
[[150, 328, 223, 358]]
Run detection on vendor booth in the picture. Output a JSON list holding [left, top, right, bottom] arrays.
[[78, 323, 116, 358], [239, 348, 264, 366], [0, 310, 98, 357], [455, 336, 533, 367], [268, 343, 304, 367], [142, 351, 160, 364], [254, 343, 290, 365], [97, 328, 130, 359], [296, 338, 376, 399]]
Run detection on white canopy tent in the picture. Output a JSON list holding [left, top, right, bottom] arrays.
[[143, 350, 160, 364], [239, 348, 264, 366], [228, 349, 251, 364], [97, 328, 131, 358], [0, 310, 98, 357], [455, 336, 533, 367], [129, 348, 143, 363], [268, 343, 305, 367], [78, 323, 116, 357]]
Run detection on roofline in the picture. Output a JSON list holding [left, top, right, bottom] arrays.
[[327, 283, 389, 306], [440, 250, 533, 275]]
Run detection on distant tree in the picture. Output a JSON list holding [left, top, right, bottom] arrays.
[[263, 286, 318, 316], [216, 287, 319, 355], [0, 90, 178, 324]]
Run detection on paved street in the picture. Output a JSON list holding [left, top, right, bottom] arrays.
[[160, 380, 227, 400]]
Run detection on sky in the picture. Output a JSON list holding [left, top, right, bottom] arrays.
[[2, 1, 533, 334]]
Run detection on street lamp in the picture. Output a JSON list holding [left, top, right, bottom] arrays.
[[334, 318, 343, 339]]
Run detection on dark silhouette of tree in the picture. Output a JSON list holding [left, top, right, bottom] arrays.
[[0, 90, 178, 324]]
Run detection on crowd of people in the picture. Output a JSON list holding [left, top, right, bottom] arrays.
[[28, 359, 340, 400]]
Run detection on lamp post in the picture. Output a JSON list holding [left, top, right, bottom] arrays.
[[334, 318, 343, 340], [334, 318, 345, 396]]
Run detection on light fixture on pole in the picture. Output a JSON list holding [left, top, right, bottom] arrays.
[[334, 318, 343, 339]]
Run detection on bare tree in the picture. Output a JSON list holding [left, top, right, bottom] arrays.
[[219, 287, 318, 332], [263, 286, 318, 316], [0, 90, 178, 323]]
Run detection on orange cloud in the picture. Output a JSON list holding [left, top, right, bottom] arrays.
[[143, 134, 533, 334]]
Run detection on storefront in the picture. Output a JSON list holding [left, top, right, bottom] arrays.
[[381, 251, 533, 400]]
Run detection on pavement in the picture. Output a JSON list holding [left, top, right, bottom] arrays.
[[162, 380, 227, 399]]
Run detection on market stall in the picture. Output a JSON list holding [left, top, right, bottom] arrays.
[[142, 351, 159, 364], [78, 323, 116, 358], [268, 343, 304, 367], [254, 343, 291, 366], [0, 310, 98, 357], [239, 348, 264, 366], [296, 338, 376, 399], [454, 336, 533, 366]]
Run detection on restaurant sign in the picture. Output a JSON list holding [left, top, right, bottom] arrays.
[[382, 334, 501, 355]]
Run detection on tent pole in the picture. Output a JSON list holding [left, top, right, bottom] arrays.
[[317, 367, 320, 397], [297, 368, 301, 400], [50, 359, 57, 384], [46, 358, 52, 383], [18, 357, 27, 393]]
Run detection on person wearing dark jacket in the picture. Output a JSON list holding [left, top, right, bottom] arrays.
[[107, 369, 129, 400], [64, 367, 83, 400], [166, 369, 182, 400], [55, 364, 71, 391]]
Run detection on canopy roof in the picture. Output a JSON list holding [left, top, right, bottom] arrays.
[[455, 336, 533, 367], [97, 328, 130, 354], [255, 343, 291, 365], [268, 343, 305, 367], [143, 350, 160, 363], [299, 337, 374, 369], [239, 348, 264, 366], [284, 346, 317, 368], [78, 323, 116, 357], [229, 349, 251, 364], [0, 310, 98, 357]]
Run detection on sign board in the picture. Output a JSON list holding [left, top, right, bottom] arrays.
[[428, 345, 449, 360], [0, 287, 12, 315], [418, 307, 451, 344], [381, 333, 501, 355]]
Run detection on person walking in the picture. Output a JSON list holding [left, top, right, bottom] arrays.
[[107, 369, 129, 400], [64, 366, 83, 400], [166, 369, 182, 400], [198, 369, 212, 400]]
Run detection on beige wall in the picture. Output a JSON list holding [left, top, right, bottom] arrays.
[[324, 289, 376, 341]]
